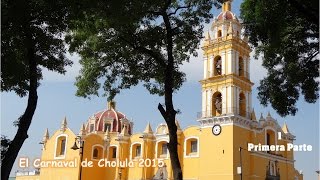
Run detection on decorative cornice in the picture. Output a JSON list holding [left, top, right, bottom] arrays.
[[197, 114, 295, 141]]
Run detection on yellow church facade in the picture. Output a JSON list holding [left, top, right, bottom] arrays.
[[16, 1, 303, 180]]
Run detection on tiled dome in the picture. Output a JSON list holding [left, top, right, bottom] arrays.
[[85, 102, 132, 134], [217, 11, 238, 21]]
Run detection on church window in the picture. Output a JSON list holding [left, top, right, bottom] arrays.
[[217, 30, 222, 37], [157, 141, 168, 158], [266, 130, 276, 154], [92, 145, 103, 159], [267, 133, 271, 146], [131, 143, 142, 159], [191, 140, 198, 153], [136, 145, 141, 157], [93, 148, 99, 159], [55, 135, 67, 158], [60, 139, 66, 155], [90, 124, 94, 132], [185, 137, 199, 157], [104, 123, 111, 132], [109, 146, 117, 159], [161, 143, 168, 155]]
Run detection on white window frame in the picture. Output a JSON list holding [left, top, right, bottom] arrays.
[[54, 134, 68, 159], [156, 140, 169, 159], [130, 142, 143, 160], [108, 145, 118, 160], [184, 136, 200, 158], [91, 144, 104, 161]]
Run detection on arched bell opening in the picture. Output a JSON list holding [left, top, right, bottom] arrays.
[[239, 92, 246, 117], [217, 30, 222, 38], [239, 56, 244, 77], [212, 92, 222, 116], [214, 56, 222, 76]]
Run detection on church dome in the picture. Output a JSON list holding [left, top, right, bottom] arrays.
[[216, 11, 238, 21], [94, 108, 125, 131], [85, 101, 133, 134]]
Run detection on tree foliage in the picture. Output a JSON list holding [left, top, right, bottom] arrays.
[[1, 0, 72, 95], [240, 0, 319, 116], [1, 0, 72, 178], [66, 0, 215, 100], [66, 0, 217, 179]]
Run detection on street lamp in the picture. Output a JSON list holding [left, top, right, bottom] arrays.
[[71, 136, 85, 180]]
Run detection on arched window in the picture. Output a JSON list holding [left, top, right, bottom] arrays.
[[214, 56, 222, 76], [239, 93, 246, 117], [104, 122, 111, 132], [55, 135, 67, 158], [239, 57, 244, 77], [92, 145, 104, 159], [157, 141, 169, 158], [131, 143, 142, 159], [266, 130, 276, 153], [212, 92, 222, 116], [93, 148, 99, 159], [109, 146, 117, 160], [217, 30, 222, 37], [184, 137, 199, 157]]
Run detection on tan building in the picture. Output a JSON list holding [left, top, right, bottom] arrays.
[[16, 1, 303, 179]]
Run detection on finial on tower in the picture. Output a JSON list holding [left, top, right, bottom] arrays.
[[144, 122, 153, 134], [267, 111, 271, 117], [250, 109, 257, 121], [222, 0, 232, 12], [107, 101, 116, 110], [42, 128, 49, 143], [259, 113, 265, 121], [79, 123, 86, 137], [60, 116, 68, 132], [282, 122, 290, 134]]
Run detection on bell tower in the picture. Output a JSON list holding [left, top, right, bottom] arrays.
[[199, 0, 253, 121]]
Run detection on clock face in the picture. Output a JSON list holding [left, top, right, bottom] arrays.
[[212, 124, 222, 136]]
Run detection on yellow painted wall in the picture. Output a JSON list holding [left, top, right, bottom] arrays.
[[38, 128, 80, 180]]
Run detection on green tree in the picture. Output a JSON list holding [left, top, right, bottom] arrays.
[[66, 0, 220, 179], [1, 0, 72, 179], [240, 0, 319, 116]]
